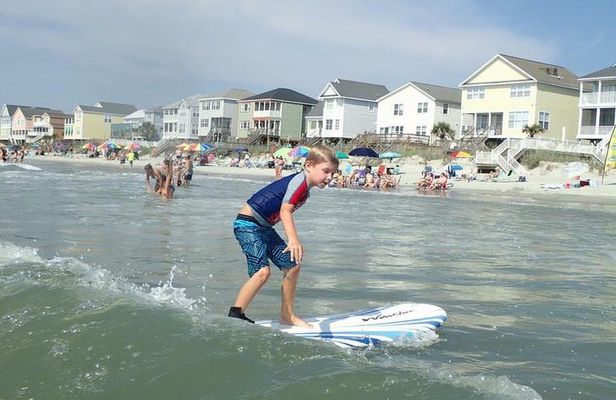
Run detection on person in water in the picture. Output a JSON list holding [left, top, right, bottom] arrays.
[[228, 145, 339, 327], [144, 161, 174, 199]]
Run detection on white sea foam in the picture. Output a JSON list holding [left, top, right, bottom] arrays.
[[1, 241, 202, 313]]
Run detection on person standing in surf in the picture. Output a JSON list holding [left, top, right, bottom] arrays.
[[229, 145, 339, 327]]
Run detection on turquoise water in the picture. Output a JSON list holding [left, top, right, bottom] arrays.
[[1, 160, 614, 400]]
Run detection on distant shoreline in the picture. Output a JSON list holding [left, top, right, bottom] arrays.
[[24, 154, 616, 206]]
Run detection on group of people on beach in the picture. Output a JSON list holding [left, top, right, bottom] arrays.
[[144, 152, 193, 199], [1, 147, 26, 163], [329, 164, 400, 190]]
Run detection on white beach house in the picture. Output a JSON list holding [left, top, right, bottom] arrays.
[[577, 64, 616, 143], [317, 79, 389, 139], [197, 89, 254, 143], [376, 82, 461, 143], [162, 94, 203, 140]]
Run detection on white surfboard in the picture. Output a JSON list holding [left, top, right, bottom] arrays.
[[257, 303, 447, 349]]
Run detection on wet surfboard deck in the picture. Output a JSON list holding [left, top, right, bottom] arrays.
[[257, 303, 447, 349]]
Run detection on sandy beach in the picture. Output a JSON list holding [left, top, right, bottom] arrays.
[[25, 153, 616, 203]]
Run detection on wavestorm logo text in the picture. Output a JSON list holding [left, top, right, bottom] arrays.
[[362, 308, 413, 322]]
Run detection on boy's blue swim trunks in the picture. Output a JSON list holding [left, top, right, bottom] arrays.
[[233, 215, 295, 277]]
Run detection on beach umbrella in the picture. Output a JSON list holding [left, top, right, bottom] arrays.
[[563, 161, 589, 178], [125, 142, 141, 151], [335, 150, 349, 159], [288, 146, 310, 158], [451, 150, 473, 158], [106, 142, 121, 150], [379, 151, 401, 160], [349, 147, 379, 158], [83, 143, 97, 150], [273, 147, 291, 157]]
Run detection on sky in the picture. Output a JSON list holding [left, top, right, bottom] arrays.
[[1, 0, 614, 113]]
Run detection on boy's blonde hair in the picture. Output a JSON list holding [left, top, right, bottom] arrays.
[[305, 145, 339, 169]]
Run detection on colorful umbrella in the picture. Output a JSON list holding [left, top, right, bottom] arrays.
[[288, 146, 310, 158], [379, 151, 401, 160], [184, 143, 212, 152], [124, 142, 141, 151], [83, 143, 97, 150], [335, 150, 349, 160], [274, 147, 292, 157], [106, 142, 121, 149], [450, 150, 472, 158], [349, 147, 379, 158]]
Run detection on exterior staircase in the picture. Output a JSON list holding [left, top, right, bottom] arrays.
[[475, 135, 611, 176], [151, 139, 177, 158]]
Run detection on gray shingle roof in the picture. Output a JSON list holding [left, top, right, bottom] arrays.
[[97, 102, 138, 115], [19, 106, 57, 118], [4, 104, 31, 116], [78, 105, 105, 113], [203, 88, 255, 100], [411, 82, 461, 103], [242, 88, 317, 105], [305, 101, 324, 117], [326, 79, 389, 101], [580, 65, 616, 79], [499, 54, 579, 89]]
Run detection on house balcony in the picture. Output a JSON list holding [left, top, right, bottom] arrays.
[[577, 124, 614, 140], [580, 91, 616, 106], [253, 110, 281, 119], [461, 112, 504, 137]]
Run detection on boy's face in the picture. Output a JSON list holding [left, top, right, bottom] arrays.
[[305, 160, 336, 188]]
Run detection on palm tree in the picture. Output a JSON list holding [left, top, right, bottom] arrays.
[[522, 123, 544, 138], [431, 122, 454, 141]]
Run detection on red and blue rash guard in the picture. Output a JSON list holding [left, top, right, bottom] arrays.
[[247, 172, 310, 226]]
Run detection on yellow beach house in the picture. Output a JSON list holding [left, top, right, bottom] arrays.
[[459, 54, 579, 141], [65, 101, 137, 142]]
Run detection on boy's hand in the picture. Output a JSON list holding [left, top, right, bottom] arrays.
[[284, 240, 303, 265]]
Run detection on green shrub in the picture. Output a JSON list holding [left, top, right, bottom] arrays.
[[519, 150, 601, 170]]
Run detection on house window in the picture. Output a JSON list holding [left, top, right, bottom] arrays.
[[416, 125, 427, 135], [538, 111, 550, 130], [417, 102, 428, 113], [310, 121, 316, 129], [192, 111, 198, 118], [326, 100, 334, 110], [179, 124, 185, 133], [443, 103, 449, 115], [336, 99, 343, 107], [467, 87, 485, 100], [380, 127, 389, 134], [325, 119, 333, 130], [511, 84, 531, 97], [200, 119, 209, 128], [334, 119, 340, 130], [104, 114, 112, 123], [391, 126, 404, 136], [508, 111, 529, 128], [369, 103, 375, 112], [240, 121, 250, 129], [241, 103, 250, 112], [394, 104, 404, 116]]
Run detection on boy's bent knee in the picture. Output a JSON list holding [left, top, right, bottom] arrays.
[[251, 266, 271, 282]]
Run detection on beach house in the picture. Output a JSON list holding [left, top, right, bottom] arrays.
[[65, 102, 137, 141], [317, 79, 389, 140], [11, 106, 63, 144], [1, 105, 32, 143], [236, 88, 317, 143], [305, 101, 324, 138], [197, 89, 254, 144], [376, 82, 461, 144], [577, 64, 616, 144], [29, 110, 69, 143], [161, 94, 203, 140], [459, 54, 579, 141], [112, 107, 163, 140]]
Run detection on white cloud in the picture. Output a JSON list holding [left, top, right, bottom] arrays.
[[0, 0, 559, 110]]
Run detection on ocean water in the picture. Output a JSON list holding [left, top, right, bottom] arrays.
[[0, 160, 614, 400]]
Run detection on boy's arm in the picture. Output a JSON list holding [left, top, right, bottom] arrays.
[[279, 203, 303, 264], [145, 173, 153, 191]]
